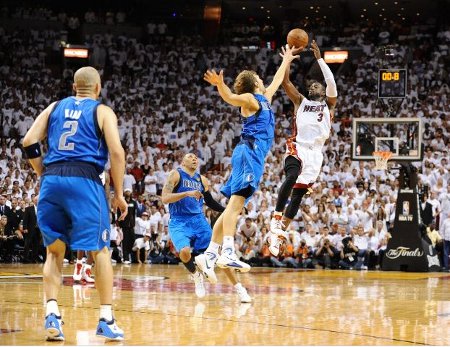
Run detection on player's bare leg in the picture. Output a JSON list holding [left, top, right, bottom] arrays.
[[269, 187, 308, 256], [92, 247, 124, 341], [43, 239, 66, 341]]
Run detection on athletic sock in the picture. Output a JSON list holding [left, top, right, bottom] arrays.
[[46, 299, 61, 317], [100, 304, 113, 321], [76, 259, 83, 265], [274, 211, 283, 220], [222, 236, 235, 253], [183, 257, 196, 273], [234, 282, 243, 290], [206, 241, 221, 255]]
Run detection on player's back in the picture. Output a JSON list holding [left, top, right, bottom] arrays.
[[168, 169, 204, 217], [44, 96, 108, 173], [294, 97, 331, 147], [241, 94, 275, 156]]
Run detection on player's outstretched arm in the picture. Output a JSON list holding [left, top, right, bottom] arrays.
[[98, 104, 128, 221], [310, 40, 337, 108], [200, 175, 225, 212], [23, 102, 56, 176], [161, 170, 203, 204], [265, 44, 300, 103], [282, 60, 304, 111], [204, 69, 257, 109]]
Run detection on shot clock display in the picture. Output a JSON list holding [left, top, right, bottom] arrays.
[[378, 69, 407, 98]]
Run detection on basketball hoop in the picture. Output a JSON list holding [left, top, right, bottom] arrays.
[[373, 151, 392, 170]]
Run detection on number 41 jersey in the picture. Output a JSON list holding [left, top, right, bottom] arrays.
[[43, 97, 108, 173]]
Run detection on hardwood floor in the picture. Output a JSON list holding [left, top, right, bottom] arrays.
[[0, 263, 449, 345]]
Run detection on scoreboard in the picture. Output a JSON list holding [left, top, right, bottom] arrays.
[[378, 68, 407, 98]]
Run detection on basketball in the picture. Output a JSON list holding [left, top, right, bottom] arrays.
[[287, 28, 309, 51]]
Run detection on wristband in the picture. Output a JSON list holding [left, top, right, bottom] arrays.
[[24, 142, 42, 159]]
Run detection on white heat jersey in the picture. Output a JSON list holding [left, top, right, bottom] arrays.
[[286, 97, 332, 187], [286, 98, 331, 155]]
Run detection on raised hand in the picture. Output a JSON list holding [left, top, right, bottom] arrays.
[[310, 40, 321, 60], [279, 44, 300, 64], [204, 69, 224, 86]]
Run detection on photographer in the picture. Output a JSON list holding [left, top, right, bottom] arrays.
[[315, 237, 337, 269], [339, 236, 360, 270], [296, 239, 314, 269]]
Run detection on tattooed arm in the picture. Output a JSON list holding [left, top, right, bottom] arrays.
[[161, 170, 203, 204]]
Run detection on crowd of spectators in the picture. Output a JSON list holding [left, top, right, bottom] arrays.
[[0, 10, 449, 271]]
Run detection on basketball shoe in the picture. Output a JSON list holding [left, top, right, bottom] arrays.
[[235, 284, 252, 303], [269, 218, 288, 256], [73, 262, 83, 282], [191, 271, 206, 298], [44, 313, 64, 341], [96, 318, 124, 341], [195, 252, 218, 284], [82, 265, 95, 283], [216, 248, 251, 272]]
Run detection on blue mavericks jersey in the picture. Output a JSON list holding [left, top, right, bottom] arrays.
[[43, 97, 108, 173], [169, 169, 205, 217], [241, 94, 275, 152]]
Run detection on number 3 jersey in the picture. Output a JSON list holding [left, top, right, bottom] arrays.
[[286, 97, 332, 187], [286, 97, 331, 156], [44, 97, 108, 173]]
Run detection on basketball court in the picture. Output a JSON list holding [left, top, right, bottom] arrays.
[[1, 264, 449, 345]]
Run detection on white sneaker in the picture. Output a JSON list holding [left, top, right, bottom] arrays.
[[236, 285, 252, 303], [270, 217, 285, 235], [123, 260, 131, 265], [191, 271, 206, 298], [268, 230, 288, 257], [82, 266, 95, 283], [73, 262, 83, 282], [195, 252, 218, 284], [236, 303, 252, 318], [216, 249, 251, 272]]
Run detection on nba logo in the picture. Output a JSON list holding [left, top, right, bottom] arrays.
[[402, 201, 410, 215]]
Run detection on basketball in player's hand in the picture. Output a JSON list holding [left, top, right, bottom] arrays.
[[287, 28, 309, 52]]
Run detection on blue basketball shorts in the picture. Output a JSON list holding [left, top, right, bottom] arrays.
[[168, 214, 212, 253], [220, 142, 266, 201], [38, 162, 110, 251]]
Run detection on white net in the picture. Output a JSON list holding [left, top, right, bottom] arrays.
[[373, 151, 392, 170]]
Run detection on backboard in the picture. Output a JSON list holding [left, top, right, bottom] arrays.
[[352, 117, 423, 161]]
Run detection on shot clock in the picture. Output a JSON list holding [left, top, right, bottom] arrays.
[[378, 68, 407, 98]]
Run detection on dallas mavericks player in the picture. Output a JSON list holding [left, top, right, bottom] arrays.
[[197, 44, 298, 278], [23, 66, 127, 341], [162, 153, 251, 302]]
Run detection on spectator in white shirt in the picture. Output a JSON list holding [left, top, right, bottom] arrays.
[[357, 199, 374, 232], [143, 169, 158, 197], [149, 205, 162, 233], [132, 233, 151, 264], [135, 211, 151, 238], [123, 168, 136, 193]]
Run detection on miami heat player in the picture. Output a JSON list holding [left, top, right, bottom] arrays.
[[269, 40, 338, 256]]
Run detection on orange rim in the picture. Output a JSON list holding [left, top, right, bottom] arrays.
[[372, 151, 393, 160]]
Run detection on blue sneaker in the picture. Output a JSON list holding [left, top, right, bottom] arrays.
[[45, 313, 64, 341], [96, 318, 124, 341]]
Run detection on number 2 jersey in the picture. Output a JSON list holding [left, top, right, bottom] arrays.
[[43, 97, 108, 173]]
